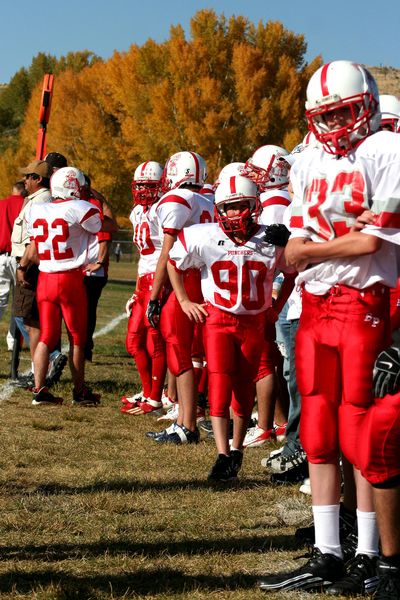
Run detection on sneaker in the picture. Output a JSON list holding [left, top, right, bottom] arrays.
[[146, 425, 172, 439], [199, 419, 213, 434], [121, 399, 162, 415], [120, 391, 144, 405], [46, 353, 67, 387], [72, 386, 100, 406], [241, 426, 276, 448], [230, 449, 243, 477], [258, 547, 345, 592], [299, 477, 312, 495], [208, 454, 236, 482], [261, 446, 284, 468], [374, 558, 400, 599], [161, 389, 175, 409], [326, 553, 379, 596], [270, 461, 309, 485], [12, 372, 35, 390], [269, 447, 307, 472], [32, 387, 63, 406], [341, 531, 358, 563], [152, 423, 200, 445], [274, 421, 288, 442], [157, 402, 179, 422]]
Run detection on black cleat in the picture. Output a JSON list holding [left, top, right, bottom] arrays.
[[270, 461, 309, 485], [72, 386, 100, 406], [258, 547, 345, 592], [32, 387, 63, 406], [12, 372, 35, 390], [152, 423, 199, 444], [230, 450, 243, 477], [46, 353, 67, 387], [374, 558, 400, 600], [208, 454, 236, 482], [326, 553, 378, 596]]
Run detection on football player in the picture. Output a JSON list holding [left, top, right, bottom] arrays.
[[243, 145, 293, 448], [167, 175, 295, 480], [378, 94, 400, 132], [121, 161, 168, 415], [258, 61, 400, 598], [21, 167, 117, 406], [145, 151, 214, 444]]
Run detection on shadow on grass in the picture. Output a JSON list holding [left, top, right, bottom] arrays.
[[1, 532, 298, 562], [0, 567, 262, 596], [4, 476, 273, 495]]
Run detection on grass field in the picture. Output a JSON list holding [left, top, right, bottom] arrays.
[[0, 260, 343, 599]]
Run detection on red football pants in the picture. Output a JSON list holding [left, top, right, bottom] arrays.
[[37, 270, 87, 348], [160, 269, 203, 376], [296, 284, 390, 468], [126, 275, 167, 401], [203, 304, 265, 419]]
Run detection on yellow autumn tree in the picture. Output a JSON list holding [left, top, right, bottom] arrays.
[[0, 10, 321, 212]]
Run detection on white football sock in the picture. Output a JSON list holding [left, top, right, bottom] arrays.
[[356, 509, 379, 557], [313, 504, 342, 558]]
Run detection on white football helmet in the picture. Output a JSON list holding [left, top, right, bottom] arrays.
[[285, 132, 319, 166], [214, 175, 260, 236], [213, 162, 246, 190], [131, 161, 163, 206], [50, 167, 86, 200], [305, 60, 380, 156], [161, 151, 207, 194], [379, 94, 400, 132], [244, 145, 290, 191]]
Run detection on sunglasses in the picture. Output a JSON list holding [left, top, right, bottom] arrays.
[[24, 173, 39, 180]]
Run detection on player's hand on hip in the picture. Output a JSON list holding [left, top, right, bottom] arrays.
[[125, 293, 138, 317], [180, 299, 208, 323]]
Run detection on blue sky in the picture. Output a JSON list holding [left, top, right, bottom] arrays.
[[1, 0, 399, 84]]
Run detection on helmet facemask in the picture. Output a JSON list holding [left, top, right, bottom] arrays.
[[244, 146, 290, 191], [215, 197, 260, 237], [131, 180, 161, 207], [307, 93, 379, 156]]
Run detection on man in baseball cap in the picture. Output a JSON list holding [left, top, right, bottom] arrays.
[[19, 159, 51, 179]]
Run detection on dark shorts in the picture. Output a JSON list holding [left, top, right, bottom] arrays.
[[13, 264, 39, 327]]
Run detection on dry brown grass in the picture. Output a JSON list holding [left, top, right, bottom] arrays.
[[369, 66, 400, 95], [0, 262, 344, 599]]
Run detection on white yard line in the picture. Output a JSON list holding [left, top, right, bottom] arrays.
[[0, 312, 126, 402]]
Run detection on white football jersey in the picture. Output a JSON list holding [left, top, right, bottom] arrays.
[[154, 188, 215, 234], [27, 199, 101, 272], [129, 205, 163, 276], [259, 189, 291, 226], [169, 223, 293, 315], [289, 130, 400, 293]]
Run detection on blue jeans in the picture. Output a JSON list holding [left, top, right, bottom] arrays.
[[285, 318, 302, 450]]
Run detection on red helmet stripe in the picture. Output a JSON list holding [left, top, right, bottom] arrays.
[[140, 161, 149, 177], [320, 63, 330, 96], [229, 176, 236, 193], [189, 152, 200, 183]]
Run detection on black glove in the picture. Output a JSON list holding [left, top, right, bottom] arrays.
[[264, 224, 291, 247], [373, 345, 400, 397], [146, 299, 161, 328]]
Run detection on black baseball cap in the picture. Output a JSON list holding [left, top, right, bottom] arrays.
[[45, 152, 68, 170]]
